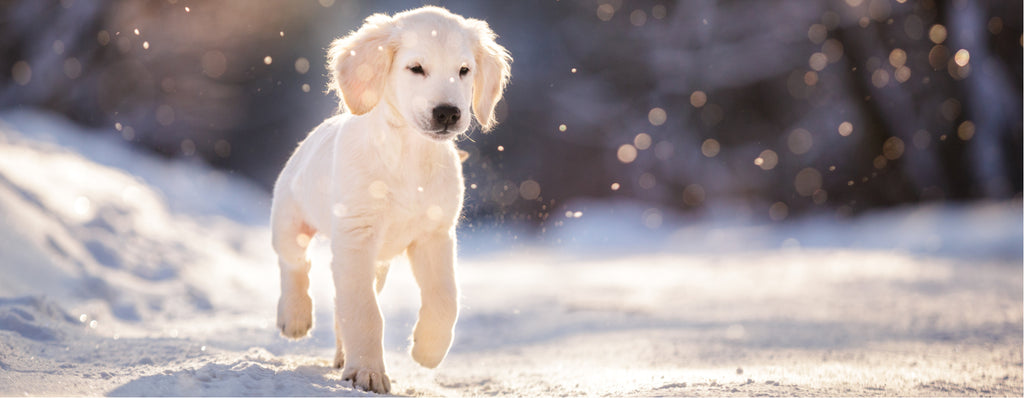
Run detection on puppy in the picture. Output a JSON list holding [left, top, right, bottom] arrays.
[[270, 6, 511, 394]]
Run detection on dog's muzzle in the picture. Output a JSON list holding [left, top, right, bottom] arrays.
[[431, 104, 461, 131]]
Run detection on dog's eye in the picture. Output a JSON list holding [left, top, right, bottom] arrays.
[[409, 65, 425, 75], [459, 66, 470, 77]]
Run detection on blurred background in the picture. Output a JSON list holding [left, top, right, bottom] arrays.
[[1, 0, 1021, 231]]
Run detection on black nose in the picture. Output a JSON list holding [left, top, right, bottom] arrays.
[[432, 105, 461, 127]]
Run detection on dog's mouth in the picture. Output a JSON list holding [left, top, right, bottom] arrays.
[[422, 129, 458, 141]]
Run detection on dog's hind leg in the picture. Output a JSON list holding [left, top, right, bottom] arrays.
[[272, 199, 316, 339]]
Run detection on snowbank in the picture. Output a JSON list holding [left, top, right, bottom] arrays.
[[0, 110, 1020, 396]]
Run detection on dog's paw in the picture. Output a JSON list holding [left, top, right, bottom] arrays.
[[411, 326, 452, 368], [276, 292, 313, 339], [343, 367, 391, 394], [409, 335, 450, 366]]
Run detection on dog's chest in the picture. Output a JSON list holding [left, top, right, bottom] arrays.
[[374, 166, 462, 258]]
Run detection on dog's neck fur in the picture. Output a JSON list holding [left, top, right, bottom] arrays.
[[358, 97, 451, 179]]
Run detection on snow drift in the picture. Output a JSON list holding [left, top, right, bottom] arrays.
[[0, 110, 1020, 396]]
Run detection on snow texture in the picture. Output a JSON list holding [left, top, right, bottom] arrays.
[[0, 110, 1021, 396]]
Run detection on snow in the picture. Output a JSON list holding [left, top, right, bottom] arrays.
[[0, 110, 1021, 396]]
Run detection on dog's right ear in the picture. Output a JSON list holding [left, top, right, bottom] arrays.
[[327, 14, 395, 114]]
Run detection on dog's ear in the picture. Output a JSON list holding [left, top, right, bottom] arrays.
[[327, 14, 395, 115], [467, 19, 511, 132]]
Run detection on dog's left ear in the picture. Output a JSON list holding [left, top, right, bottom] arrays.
[[327, 14, 396, 114], [466, 19, 512, 132]]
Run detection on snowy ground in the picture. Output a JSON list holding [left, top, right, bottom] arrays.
[[0, 110, 1021, 396]]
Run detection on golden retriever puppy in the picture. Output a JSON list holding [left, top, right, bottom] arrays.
[[269, 6, 511, 394]]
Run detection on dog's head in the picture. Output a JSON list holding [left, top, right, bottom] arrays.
[[327, 6, 512, 141]]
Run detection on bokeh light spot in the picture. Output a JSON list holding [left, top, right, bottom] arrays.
[[97, 30, 110, 46], [638, 173, 656, 189], [214, 139, 231, 158], [804, 71, 819, 86], [822, 39, 844, 63], [647, 107, 667, 126], [904, 15, 924, 40], [12, 61, 31, 85], [295, 57, 310, 74], [769, 202, 788, 221], [617, 144, 638, 163], [180, 139, 196, 156], [331, 201, 348, 216], [73, 196, 91, 217], [957, 121, 975, 141], [629, 9, 647, 26], [883, 137, 905, 160], [953, 49, 970, 67], [519, 180, 541, 200], [873, 155, 888, 169], [701, 138, 720, 158], [63, 58, 81, 79], [988, 17, 1004, 35], [155, 105, 175, 126], [295, 233, 311, 248], [928, 45, 949, 70], [888, 48, 907, 67], [690, 91, 707, 108], [651, 5, 667, 19], [838, 121, 853, 136], [787, 128, 813, 155], [940, 98, 961, 121], [642, 208, 662, 229], [755, 149, 778, 170], [894, 65, 911, 83], [682, 184, 705, 206], [426, 205, 443, 221], [871, 69, 890, 87], [812, 189, 828, 205], [633, 133, 652, 150], [369, 180, 389, 199], [808, 24, 827, 44], [929, 24, 947, 44], [809, 52, 828, 71], [794, 167, 822, 197], [596, 4, 615, 21]]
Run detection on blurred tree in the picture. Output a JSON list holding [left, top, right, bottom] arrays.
[[1, 0, 1019, 228]]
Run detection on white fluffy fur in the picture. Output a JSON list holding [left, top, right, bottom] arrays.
[[270, 6, 510, 394]]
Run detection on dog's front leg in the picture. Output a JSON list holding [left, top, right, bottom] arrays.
[[331, 227, 390, 394], [407, 230, 459, 368]]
